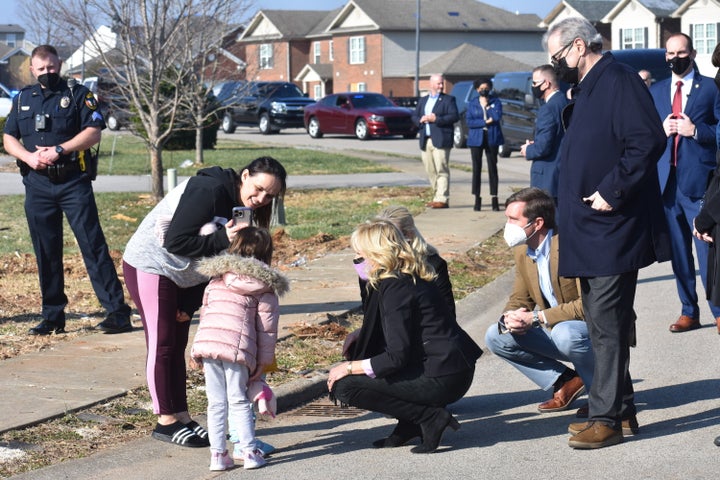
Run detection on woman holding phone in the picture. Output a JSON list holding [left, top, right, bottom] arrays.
[[122, 156, 287, 448]]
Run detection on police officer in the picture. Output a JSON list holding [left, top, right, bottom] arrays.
[[2, 45, 132, 335]]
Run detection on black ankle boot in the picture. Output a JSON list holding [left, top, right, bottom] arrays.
[[474, 196, 482, 212], [373, 420, 422, 448], [410, 409, 461, 454], [491, 196, 500, 211]]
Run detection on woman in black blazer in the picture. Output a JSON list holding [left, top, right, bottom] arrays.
[[328, 220, 482, 454]]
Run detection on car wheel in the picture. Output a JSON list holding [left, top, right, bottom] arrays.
[[453, 123, 466, 148], [259, 113, 272, 135], [355, 118, 370, 140], [222, 114, 236, 134], [308, 117, 323, 138], [499, 144, 511, 158], [106, 114, 120, 131]]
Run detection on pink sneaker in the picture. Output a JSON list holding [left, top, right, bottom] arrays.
[[243, 449, 266, 470], [209, 450, 234, 471]]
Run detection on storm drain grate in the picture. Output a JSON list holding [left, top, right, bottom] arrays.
[[290, 400, 365, 418]]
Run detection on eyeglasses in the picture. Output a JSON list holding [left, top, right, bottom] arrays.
[[550, 40, 575, 66]]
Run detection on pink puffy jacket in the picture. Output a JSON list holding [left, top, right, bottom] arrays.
[[190, 254, 290, 374]]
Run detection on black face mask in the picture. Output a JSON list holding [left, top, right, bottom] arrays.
[[478, 90, 489, 97], [37, 72, 60, 89], [714, 69, 720, 92], [667, 56, 693, 76], [554, 57, 579, 85], [531, 84, 545, 99]]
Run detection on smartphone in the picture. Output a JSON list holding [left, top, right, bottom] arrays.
[[232, 206, 253, 227]]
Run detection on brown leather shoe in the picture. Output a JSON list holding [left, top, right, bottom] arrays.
[[568, 421, 623, 449], [425, 201, 449, 209], [669, 315, 700, 333], [537, 375, 585, 413], [569, 415, 639, 436], [716, 317, 720, 335]]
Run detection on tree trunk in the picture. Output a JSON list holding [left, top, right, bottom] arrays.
[[150, 145, 164, 202], [195, 126, 204, 165]]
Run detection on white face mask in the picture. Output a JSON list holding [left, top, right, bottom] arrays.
[[503, 221, 533, 248]]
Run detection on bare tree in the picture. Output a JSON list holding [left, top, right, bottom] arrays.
[[58, 0, 251, 202], [18, 0, 67, 46]]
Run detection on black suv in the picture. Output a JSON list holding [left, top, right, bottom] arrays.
[[451, 49, 670, 155], [220, 81, 315, 134]]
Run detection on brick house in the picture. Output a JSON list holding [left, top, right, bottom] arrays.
[[0, 25, 32, 90], [237, 0, 547, 99]]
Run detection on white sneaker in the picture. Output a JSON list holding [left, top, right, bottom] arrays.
[[209, 450, 234, 471], [243, 449, 266, 470]]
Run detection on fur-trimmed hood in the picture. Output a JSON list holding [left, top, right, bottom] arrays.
[[197, 254, 290, 297]]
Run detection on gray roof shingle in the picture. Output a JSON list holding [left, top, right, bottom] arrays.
[[565, 1, 618, 22], [419, 43, 533, 76]]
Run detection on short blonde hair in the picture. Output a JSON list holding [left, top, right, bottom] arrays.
[[374, 205, 437, 259], [350, 220, 436, 288]]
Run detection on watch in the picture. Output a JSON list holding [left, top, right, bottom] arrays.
[[346, 362, 353, 375], [532, 310, 541, 328], [55, 145, 64, 155]]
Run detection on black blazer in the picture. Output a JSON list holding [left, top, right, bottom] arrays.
[[364, 274, 481, 379], [412, 93, 459, 150]]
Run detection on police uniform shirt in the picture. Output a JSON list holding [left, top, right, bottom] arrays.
[[3, 80, 106, 153]]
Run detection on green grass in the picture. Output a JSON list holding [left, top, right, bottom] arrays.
[[0, 187, 431, 256], [98, 134, 394, 176]]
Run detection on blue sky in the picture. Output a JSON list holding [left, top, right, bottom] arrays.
[[0, 0, 558, 30]]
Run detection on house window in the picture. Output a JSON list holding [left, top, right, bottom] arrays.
[[329, 40, 334, 61], [691, 23, 718, 54], [314, 84, 322, 99], [349, 36, 365, 64], [620, 27, 646, 49], [351, 82, 367, 92], [4, 33, 16, 47], [313, 42, 321, 64], [259, 44, 273, 69]]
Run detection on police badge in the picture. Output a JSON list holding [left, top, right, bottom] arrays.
[[85, 92, 98, 110], [60, 96, 70, 109]]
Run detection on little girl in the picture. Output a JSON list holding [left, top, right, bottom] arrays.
[[191, 227, 289, 471]]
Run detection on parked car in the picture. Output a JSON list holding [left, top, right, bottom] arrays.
[[303, 92, 418, 140], [451, 48, 669, 155], [221, 81, 315, 134], [83, 76, 130, 131], [0, 82, 12, 118]]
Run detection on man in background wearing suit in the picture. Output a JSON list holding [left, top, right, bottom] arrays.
[[650, 33, 720, 334], [412, 73, 459, 209], [520, 65, 568, 202], [485, 188, 592, 416]]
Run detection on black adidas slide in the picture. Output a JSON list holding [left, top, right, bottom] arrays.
[[151, 421, 207, 448]]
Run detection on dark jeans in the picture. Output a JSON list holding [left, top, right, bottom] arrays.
[[332, 366, 474, 425], [470, 139, 499, 196], [581, 272, 638, 428]]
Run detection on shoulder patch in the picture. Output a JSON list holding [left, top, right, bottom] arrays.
[[84, 92, 98, 110]]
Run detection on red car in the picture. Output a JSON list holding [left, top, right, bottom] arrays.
[[304, 92, 418, 140]]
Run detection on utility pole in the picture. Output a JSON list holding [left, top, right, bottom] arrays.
[[414, 0, 420, 97]]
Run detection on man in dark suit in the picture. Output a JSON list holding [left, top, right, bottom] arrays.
[[545, 17, 669, 449], [520, 65, 568, 202], [650, 33, 720, 334], [412, 73, 459, 209]]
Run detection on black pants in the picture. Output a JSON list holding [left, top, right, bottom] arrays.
[[581, 272, 638, 427], [470, 138, 499, 196], [23, 170, 129, 327], [333, 366, 474, 425]]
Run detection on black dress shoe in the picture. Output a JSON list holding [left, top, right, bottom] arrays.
[[95, 311, 133, 334], [410, 408, 460, 454], [715, 435, 720, 446], [28, 321, 66, 336], [372, 420, 422, 448]]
